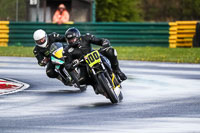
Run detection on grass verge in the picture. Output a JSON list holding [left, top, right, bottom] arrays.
[[0, 46, 34, 57], [0, 46, 200, 63], [115, 46, 200, 63]]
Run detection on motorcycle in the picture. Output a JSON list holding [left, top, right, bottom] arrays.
[[70, 49, 123, 104], [50, 42, 123, 103], [49, 42, 86, 92]]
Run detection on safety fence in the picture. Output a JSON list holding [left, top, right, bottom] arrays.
[[169, 21, 198, 48], [1, 21, 200, 48], [0, 21, 169, 47]]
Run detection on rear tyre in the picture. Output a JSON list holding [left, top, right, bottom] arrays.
[[97, 73, 119, 103]]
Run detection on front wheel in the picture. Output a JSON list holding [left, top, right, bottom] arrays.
[[119, 91, 123, 102], [97, 73, 119, 103]]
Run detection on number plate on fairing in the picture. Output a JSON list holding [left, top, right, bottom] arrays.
[[84, 50, 101, 68]]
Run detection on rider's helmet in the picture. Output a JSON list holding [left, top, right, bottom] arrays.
[[33, 29, 48, 48], [65, 27, 81, 47]]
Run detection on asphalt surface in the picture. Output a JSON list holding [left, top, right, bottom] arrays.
[[0, 56, 200, 133]]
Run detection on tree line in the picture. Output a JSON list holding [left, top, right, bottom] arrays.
[[96, 0, 200, 22], [0, 0, 26, 21], [0, 0, 200, 22]]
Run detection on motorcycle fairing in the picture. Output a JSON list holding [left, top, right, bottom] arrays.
[[84, 50, 101, 68]]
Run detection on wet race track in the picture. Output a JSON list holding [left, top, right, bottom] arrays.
[[0, 56, 200, 133]]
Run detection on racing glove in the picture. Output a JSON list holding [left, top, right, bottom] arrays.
[[71, 59, 80, 68], [39, 57, 49, 66], [102, 39, 110, 48], [66, 59, 80, 70]]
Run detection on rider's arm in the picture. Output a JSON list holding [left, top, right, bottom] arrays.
[[49, 32, 66, 42], [33, 47, 46, 66], [85, 33, 110, 48], [63, 47, 73, 69]]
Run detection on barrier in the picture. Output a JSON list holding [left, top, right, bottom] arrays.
[[4, 22, 169, 47], [169, 21, 198, 48], [1, 21, 200, 48], [0, 21, 9, 47]]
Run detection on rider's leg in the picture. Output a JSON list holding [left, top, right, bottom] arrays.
[[46, 62, 70, 85], [46, 62, 59, 78], [100, 47, 127, 81]]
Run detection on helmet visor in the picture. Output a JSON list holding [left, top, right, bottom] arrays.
[[67, 37, 77, 45], [35, 37, 46, 45]]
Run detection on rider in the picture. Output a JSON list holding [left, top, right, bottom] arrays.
[[33, 29, 69, 85], [63, 27, 127, 82]]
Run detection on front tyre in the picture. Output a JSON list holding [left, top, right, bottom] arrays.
[[80, 85, 87, 92], [97, 73, 119, 103], [119, 91, 123, 102]]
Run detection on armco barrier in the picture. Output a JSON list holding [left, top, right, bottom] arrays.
[[2, 22, 170, 47], [169, 21, 198, 48], [0, 21, 9, 47], [2, 21, 200, 48]]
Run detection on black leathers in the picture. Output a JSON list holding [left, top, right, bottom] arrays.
[[33, 32, 66, 78], [33, 32, 66, 66], [63, 33, 119, 71]]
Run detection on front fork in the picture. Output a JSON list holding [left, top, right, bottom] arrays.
[[91, 63, 115, 91], [101, 62, 121, 89]]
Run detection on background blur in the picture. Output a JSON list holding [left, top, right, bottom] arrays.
[[1, 0, 200, 50], [1, 0, 200, 22]]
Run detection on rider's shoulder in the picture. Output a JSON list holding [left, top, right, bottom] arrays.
[[84, 33, 94, 37], [83, 33, 95, 40], [48, 32, 60, 38], [33, 45, 41, 53], [33, 45, 40, 50]]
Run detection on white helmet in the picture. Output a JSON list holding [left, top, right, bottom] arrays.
[[33, 29, 48, 48]]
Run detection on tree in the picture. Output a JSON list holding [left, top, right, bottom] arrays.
[[0, 0, 26, 21], [181, 0, 200, 20], [96, 0, 143, 22], [141, 0, 200, 22]]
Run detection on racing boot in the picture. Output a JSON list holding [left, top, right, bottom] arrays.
[[56, 75, 72, 86], [113, 65, 127, 81], [104, 47, 127, 81], [100, 47, 127, 81]]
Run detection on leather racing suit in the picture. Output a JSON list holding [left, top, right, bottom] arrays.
[[33, 32, 66, 80], [63, 33, 127, 81]]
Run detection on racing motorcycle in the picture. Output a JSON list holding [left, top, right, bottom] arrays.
[[50, 42, 123, 103], [78, 49, 123, 103], [50, 42, 86, 92]]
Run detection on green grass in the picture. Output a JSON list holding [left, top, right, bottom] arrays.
[[0, 46, 34, 57], [115, 46, 200, 63], [1, 46, 200, 63]]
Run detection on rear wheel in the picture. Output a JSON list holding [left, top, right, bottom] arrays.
[[97, 73, 119, 103]]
